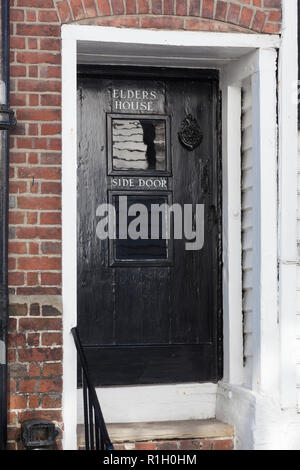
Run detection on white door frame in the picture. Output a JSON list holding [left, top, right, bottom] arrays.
[[217, 0, 298, 449], [61, 25, 284, 449]]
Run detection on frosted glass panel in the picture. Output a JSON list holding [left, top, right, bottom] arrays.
[[112, 119, 166, 171]]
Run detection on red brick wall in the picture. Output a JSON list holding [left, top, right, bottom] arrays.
[[8, 0, 63, 450], [56, 0, 282, 33], [7, 0, 281, 450]]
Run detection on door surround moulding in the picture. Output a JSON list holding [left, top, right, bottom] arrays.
[[61, 25, 280, 450]]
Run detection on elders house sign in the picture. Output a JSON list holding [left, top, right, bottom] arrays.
[[111, 81, 165, 114]]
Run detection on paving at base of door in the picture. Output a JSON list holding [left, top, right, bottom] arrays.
[[77, 419, 234, 450]]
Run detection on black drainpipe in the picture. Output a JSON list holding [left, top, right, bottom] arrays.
[[0, 0, 16, 450]]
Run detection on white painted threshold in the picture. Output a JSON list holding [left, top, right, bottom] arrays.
[[77, 383, 217, 424]]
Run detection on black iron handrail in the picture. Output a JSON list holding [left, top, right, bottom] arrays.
[[71, 327, 114, 450]]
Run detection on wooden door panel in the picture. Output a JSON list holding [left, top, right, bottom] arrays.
[[77, 68, 222, 386], [84, 345, 216, 386]]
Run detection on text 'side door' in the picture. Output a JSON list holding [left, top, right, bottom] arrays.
[[77, 68, 222, 386]]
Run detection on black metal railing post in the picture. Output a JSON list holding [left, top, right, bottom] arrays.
[[71, 327, 114, 450]]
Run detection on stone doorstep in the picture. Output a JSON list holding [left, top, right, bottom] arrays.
[[77, 419, 234, 447]]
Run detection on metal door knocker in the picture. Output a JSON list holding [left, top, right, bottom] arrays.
[[178, 114, 203, 151]]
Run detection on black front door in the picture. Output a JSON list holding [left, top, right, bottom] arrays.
[[77, 67, 222, 386]]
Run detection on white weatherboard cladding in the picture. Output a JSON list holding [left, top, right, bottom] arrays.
[[217, 0, 300, 449], [296, 131, 300, 411], [241, 78, 253, 388]]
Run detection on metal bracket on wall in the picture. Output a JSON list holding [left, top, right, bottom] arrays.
[[0, 105, 16, 130]]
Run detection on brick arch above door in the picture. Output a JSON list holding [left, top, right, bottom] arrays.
[[54, 0, 281, 34]]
